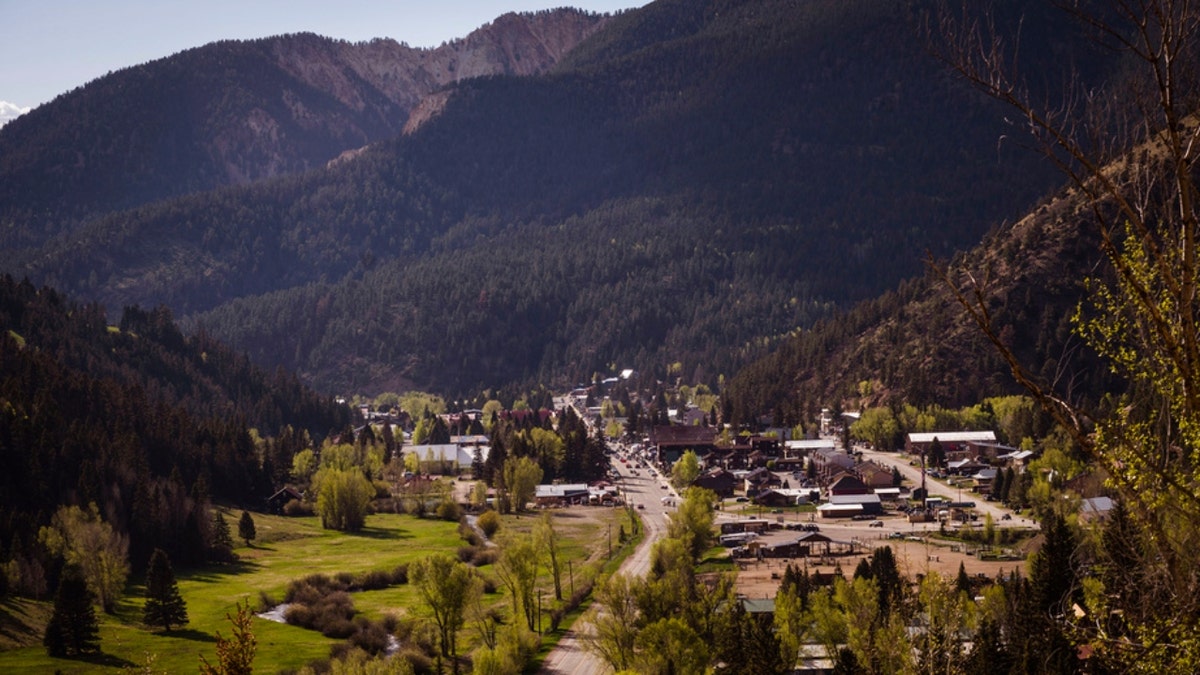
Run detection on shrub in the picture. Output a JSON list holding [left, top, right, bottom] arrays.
[[471, 548, 499, 567], [256, 590, 277, 612], [391, 563, 409, 585], [439, 500, 463, 522], [373, 480, 393, 499], [397, 647, 434, 674], [457, 546, 478, 563], [282, 499, 312, 517], [477, 510, 501, 538], [357, 569, 393, 591], [458, 521, 482, 547], [348, 617, 391, 655], [321, 617, 356, 639]]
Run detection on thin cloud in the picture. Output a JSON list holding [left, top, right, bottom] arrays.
[[0, 101, 31, 127]]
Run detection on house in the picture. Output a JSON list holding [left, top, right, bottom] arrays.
[[743, 467, 782, 495], [857, 462, 895, 489], [1080, 496, 1115, 524], [946, 458, 988, 476], [754, 488, 812, 507], [997, 449, 1035, 471], [810, 447, 856, 484], [692, 468, 737, 498], [827, 474, 870, 496], [266, 486, 303, 514]]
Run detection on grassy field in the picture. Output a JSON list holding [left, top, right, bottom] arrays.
[[0, 504, 627, 674]]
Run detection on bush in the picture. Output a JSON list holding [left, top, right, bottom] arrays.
[[283, 499, 312, 517], [357, 569, 393, 591], [458, 521, 482, 547], [439, 500, 463, 522], [256, 590, 277, 612], [391, 563, 409, 585], [471, 548, 499, 567], [348, 617, 391, 655], [397, 647, 434, 674], [476, 510, 501, 538], [373, 480, 393, 499], [457, 546, 478, 563]]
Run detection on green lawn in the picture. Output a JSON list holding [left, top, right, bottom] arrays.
[[0, 505, 626, 674]]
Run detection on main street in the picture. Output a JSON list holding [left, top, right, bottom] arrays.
[[540, 451, 672, 674]]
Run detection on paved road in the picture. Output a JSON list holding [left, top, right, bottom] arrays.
[[540, 458, 672, 674]]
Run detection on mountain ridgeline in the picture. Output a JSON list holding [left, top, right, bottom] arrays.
[[0, 0, 1119, 397]]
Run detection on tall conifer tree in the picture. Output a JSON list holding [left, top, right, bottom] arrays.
[[44, 564, 100, 656], [143, 548, 188, 631]]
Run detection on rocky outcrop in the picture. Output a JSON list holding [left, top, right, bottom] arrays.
[[269, 10, 610, 135]]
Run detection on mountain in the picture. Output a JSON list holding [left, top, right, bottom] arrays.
[[0, 274, 353, 568], [0, 0, 1119, 397], [722, 179, 1119, 426], [0, 9, 608, 252]]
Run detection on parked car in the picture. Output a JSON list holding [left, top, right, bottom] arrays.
[[868, 520, 884, 527], [1001, 513, 1012, 520]]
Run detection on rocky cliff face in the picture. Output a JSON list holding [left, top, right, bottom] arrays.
[[266, 9, 609, 143]]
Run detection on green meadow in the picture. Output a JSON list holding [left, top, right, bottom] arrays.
[[0, 506, 630, 674]]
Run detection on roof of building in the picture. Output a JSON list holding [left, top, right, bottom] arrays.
[[649, 425, 718, 447], [1082, 496, 1114, 516], [408, 443, 489, 466], [535, 484, 590, 499], [785, 439, 838, 450], [828, 493, 882, 505], [907, 431, 997, 444]]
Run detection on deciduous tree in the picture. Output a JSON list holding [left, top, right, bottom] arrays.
[[500, 456, 542, 514], [200, 599, 256, 675], [38, 503, 129, 614], [935, 2, 1200, 668], [410, 554, 481, 675]]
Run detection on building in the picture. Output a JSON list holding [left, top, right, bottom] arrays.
[[905, 431, 997, 457], [693, 468, 737, 498], [817, 493, 883, 518], [534, 484, 591, 507], [827, 473, 870, 496], [649, 425, 718, 467]]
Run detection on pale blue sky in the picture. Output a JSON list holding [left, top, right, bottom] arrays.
[[0, 0, 644, 112]]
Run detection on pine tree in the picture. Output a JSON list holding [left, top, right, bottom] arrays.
[[211, 512, 234, 561], [44, 564, 100, 657], [237, 511, 256, 546], [143, 548, 188, 631]]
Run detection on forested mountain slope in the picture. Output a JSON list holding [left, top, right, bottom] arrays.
[[723, 181, 1119, 425], [0, 9, 606, 252], [0, 275, 352, 571], [1, 0, 1117, 396]]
